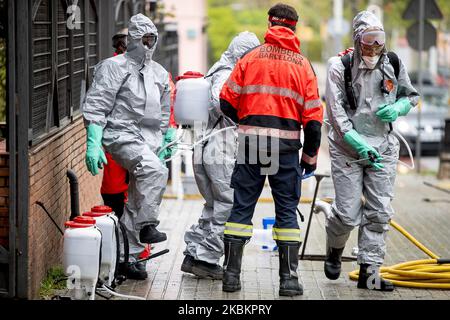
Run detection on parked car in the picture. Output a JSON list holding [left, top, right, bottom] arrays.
[[437, 66, 450, 87], [394, 85, 449, 155], [408, 70, 436, 86]]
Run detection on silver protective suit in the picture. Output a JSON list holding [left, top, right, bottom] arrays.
[[82, 14, 170, 261], [184, 32, 260, 265], [325, 11, 419, 265]]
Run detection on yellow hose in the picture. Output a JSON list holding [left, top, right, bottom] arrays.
[[348, 220, 450, 289]]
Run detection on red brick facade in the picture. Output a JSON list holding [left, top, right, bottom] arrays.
[[28, 117, 102, 298]]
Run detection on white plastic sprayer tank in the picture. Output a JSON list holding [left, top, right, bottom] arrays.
[[63, 216, 101, 300], [83, 206, 119, 287], [174, 71, 211, 126]]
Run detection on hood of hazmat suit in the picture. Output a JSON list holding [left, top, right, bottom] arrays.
[[126, 13, 158, 66], [324, 11, 419, 267], [185, 32, 260, 266], [206, 31, 261, 129]]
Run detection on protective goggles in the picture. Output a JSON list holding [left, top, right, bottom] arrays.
[[360, 42, 384, 55], [360, 30, 385, 46], [142, 33, 157, 49]]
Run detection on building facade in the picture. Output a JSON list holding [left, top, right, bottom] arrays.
[[0, 0, 178, 299], [164, 0, 207, 74]]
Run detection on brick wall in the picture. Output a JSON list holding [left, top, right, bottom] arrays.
[[0, 151, 8, 250], [28, 117, 103, 299]]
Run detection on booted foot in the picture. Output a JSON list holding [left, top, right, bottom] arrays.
[[135, 260, 147, 272], [222, 272, 241, 292], [118, 263, 148, 280], [357, 264, 394, 292], [139, 225, 167, 244], [280, 279, 303, 296], [181, 255, 195, 274], [222, 237, 245, 292], [278, 241, 303, 296], [324, 247, 344, 280], [191, 260, 223, 280]]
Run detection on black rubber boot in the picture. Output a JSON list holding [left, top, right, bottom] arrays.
[[139, 225, 167, 244], [324, 246, 344, 280], [118, 262, 148, 280], [357, 263, 394, 292], [191, 260, 223, 280], [278, 241, 303, 296], [181, 255, 223, 279], [135, 260, 147, 272], [222, 237, 245, 292], [181, 254, 195, 274]]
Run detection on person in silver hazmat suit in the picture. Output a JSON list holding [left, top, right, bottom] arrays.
[[83, 13, 174, 280], [324, 11, 419, 291], [181, 31, 260, 279]]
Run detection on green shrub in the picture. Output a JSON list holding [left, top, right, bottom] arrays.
[[39, 266, 67, 300]]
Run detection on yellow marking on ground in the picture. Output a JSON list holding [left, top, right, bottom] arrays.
[[163, 194, 333, 204]]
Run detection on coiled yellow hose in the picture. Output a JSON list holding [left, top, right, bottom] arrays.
[[349, 220, 450, 289]]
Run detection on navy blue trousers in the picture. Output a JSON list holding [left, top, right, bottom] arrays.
[[225, 152, 302, 242]]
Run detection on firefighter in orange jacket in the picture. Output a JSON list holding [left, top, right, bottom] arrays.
[[219, 3, 323, 297]]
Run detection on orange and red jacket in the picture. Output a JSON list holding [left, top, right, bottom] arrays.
[[220, 26, 323, 171], [101, 152, 129, 195]]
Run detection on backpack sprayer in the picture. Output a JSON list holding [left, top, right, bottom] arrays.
[[61, 202, 169, 300], [36, 170, 169, 300], [157, 71, 238, 163]]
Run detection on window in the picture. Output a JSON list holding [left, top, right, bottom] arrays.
[[30, 0, 99, 144]]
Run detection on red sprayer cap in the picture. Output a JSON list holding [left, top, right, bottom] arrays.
[[64, 216, 96, 228], [85, 205, 113, 217], [176, 71, 204, 81]]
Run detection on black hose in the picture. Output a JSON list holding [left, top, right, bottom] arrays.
[[131, 249, 170, 265], [35, 202, 64, 236], [423, 181, 450, 195], [296, 208, 305, 223], [112, 218, 121, 287], [66, 169, 80, 220], [118, 220, 129, 266]]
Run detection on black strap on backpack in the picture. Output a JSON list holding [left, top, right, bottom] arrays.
[[340, 51, 400, 111], [341, 54, 357, 110], [387, 51, 400, 79]]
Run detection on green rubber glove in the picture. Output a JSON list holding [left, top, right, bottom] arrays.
[[343, 129, 384, 170], [85, 124, 107, 176], [158, 128, 177, 162], [376, 98, 412, 122]]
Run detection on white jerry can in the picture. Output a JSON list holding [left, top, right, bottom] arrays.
[[83, 205, 119, 287], [174, 71, 211, 126], [63, 216, 101, 300]]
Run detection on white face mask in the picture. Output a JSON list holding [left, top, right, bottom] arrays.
[[127, 38, 154, 64], [362, 55, 380, 69]]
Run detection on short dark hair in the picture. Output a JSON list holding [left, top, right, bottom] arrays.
[[268, 3, 299, 32], [112, 34, 127, 50]]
